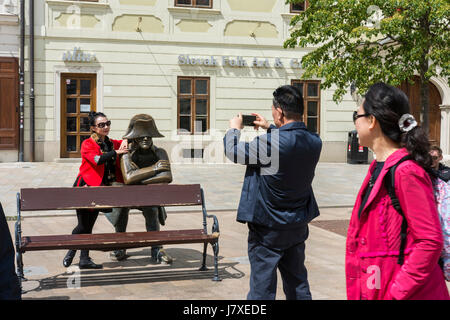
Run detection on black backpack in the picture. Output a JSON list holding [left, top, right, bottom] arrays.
[[384, 155, 445, 270], [383, 155, 411, 265]]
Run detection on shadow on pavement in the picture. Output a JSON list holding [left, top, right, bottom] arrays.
[[26, 248, 245, 292], [23, 296, 70, 300], [310, 219, 350, 237]]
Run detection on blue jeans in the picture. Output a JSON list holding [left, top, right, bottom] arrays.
[[247, 223, 311, 300]]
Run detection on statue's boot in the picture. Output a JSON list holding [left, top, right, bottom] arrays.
[[151, 247, 173, 264], [110, 249, 127, 261]]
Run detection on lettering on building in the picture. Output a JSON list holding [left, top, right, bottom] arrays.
[[178, 55, 301, 69], [63, 47, 96, 62]]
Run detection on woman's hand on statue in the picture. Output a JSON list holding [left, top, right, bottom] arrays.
[[116, 140, 128, 155], [120, 139, 128, 148]]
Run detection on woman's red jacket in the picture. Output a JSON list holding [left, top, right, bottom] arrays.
[[77, 137, 124, 186]]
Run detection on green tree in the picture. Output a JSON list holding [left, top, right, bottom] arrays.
[[284, 0, 450, 134]]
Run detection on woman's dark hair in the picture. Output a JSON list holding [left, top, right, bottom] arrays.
[[273, 85, 304, 120], [88, 111, 107, 128], [362, 82, 432, 171]]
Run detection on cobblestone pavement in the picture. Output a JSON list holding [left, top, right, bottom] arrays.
[[7, 207, 350, 300], [2, 161, 369, 300], [0, 161, 369, 217]]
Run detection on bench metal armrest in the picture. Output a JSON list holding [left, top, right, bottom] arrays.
[[15, 193, 22, 251], [200, 188, 220, 235], [206, 213, 220, 234]]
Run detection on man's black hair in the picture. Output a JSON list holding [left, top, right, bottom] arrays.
[[272, 85, 304, 120]]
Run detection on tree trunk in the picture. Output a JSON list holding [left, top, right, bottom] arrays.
[[419, 13, 431, 137], [420, 59, 430, 136]]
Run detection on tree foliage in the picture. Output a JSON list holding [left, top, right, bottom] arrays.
[[284, 0, 450, 104]]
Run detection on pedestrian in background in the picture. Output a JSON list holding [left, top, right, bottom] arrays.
[[62, 111, 128, 269], [224, 85, 322, 300], [346, 82, 449, 300], [430, 145, 450, 182]]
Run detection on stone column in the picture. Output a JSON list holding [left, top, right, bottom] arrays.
[[440, 104, 450, 162]]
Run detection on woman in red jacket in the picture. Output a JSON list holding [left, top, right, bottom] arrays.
[[63, 111, 128, 269], [346, 82, 449, 300]]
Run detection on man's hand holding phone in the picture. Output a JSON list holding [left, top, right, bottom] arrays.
[[230, 112, 270, 130], [251, 113, 270, 130]]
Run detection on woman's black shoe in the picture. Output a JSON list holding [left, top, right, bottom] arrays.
[[63, 250, 76, 268], [79, 258, 103, 269]]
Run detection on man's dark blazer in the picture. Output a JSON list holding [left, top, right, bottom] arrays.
[[224, 121, 322, 230], [436, 163, 450, 182]]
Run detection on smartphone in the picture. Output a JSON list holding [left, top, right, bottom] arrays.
[[242, 115, 257, 126]]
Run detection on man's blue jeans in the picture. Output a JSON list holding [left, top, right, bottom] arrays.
[[247, 223, 311, 300]]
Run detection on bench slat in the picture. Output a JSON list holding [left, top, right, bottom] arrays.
[[21, 229, 205, 243], [20, 229, 219, 252], [20, 184, 202, 211]]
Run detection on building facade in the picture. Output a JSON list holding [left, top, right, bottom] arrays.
[[0, 0, 19, 162], [2, 0, 449, 163]]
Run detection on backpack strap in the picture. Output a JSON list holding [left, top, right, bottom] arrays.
[[384, 155, 411, 265]]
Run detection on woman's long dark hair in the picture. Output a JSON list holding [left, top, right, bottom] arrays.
[[362, 82, 432, 171]]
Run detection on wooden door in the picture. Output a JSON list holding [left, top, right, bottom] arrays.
[[60, 73, 96, 158], [0, 58, 19, 150], [399, 76, 442, 146]]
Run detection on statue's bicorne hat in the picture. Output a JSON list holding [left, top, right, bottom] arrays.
[[122, 115, 164, 139]]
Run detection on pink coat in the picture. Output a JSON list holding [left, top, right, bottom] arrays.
[[346, 148, 449, 300]]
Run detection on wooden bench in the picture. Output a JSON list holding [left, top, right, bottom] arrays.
[[14, 184, 220, 289]]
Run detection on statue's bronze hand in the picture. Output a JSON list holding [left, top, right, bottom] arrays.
[[155, 160, 170, 173], [129, 161, 139, 171]]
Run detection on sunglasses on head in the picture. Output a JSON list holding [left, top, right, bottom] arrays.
[[352, 111, 370, 123], [96, 120, 111, 128]]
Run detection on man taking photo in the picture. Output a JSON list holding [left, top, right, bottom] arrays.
[[223, 85, 322, 300]]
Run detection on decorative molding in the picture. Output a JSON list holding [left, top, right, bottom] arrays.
[[280, 13, 296, 19], [46, 0, 110, 8], [112, 14, 164, 33], [175, 19, 212, 33], [430, 76, 450, 105], [0, 13, 18, 25], [167, 7, 221, 16], [47, 0, 110, 31], [224, 20, 278, 38]]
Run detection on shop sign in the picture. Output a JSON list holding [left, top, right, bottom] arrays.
[[63, 47, 96, 62], [178, 54, 302, 69]]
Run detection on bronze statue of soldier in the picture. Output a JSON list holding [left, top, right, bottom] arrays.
[[105, 114, 173, 263]]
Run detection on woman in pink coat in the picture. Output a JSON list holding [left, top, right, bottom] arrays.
[[346, 82, 449, 300]]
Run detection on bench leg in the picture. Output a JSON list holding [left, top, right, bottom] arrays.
[[199, 243, 208, 271], [16, 251, 26, 292], [15, 193, 26, 291], [211, 241, 221, 282]]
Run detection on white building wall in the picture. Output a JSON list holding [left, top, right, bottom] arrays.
[[0, 0, 19, 57], [0, 0, 19, 162], [18, 0, 447, 162]]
